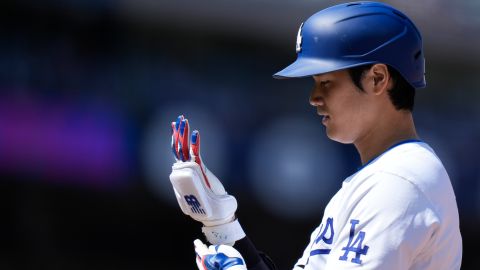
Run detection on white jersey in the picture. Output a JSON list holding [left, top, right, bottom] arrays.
[[293, 140, 462, 270]]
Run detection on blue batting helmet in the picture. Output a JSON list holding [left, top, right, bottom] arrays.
[[273, 1, 426, 89]]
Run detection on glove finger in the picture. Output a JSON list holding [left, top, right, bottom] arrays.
[[171, 122, 180, 160], [178, 120, 185, 161], [173, 115, 184, 160], [175, 115, 184, 130], [191, 130, 200, 161], [191, 130, 212, 189], [194, 239, 208, 270], [179, 118, 190, 161], [194, 239, 210, 256], [196, 256, 206, 270]]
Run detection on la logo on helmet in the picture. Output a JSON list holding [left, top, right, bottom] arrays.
[[296, 22, 304, 53]]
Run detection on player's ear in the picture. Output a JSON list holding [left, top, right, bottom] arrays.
[[369, 64, 391, 95]]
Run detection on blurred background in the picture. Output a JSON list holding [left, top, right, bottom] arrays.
[[1, 0, 479, 269]]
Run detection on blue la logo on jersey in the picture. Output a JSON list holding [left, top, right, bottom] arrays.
[[310, 218, 369, 265], [184, 194, 206, 214], [310, 217, 334, 256], [339, 219, 369, 264]]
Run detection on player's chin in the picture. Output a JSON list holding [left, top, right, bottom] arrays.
[[325, 128, 355, 144]]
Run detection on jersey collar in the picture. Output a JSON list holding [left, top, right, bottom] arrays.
[[356, 139, 423, 172]]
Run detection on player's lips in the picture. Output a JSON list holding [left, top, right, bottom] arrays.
[[317, 110, 330, 124], [322, 115, 330, 125]]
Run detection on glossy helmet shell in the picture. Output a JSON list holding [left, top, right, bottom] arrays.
[[273, 1, 426, 89]]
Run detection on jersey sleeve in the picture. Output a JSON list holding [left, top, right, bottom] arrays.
[[292, 226, 323, 270], [323, 172, 440, 269], [234, 236, 278, 270]]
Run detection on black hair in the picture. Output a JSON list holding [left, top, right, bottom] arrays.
[[348, 64, 415, 111]]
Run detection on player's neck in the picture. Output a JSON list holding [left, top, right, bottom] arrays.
[[354, 111, 418, 165]]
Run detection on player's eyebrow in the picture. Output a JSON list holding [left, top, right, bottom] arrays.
[[318, 80, 331, 88], [313, 75, 330, 82]]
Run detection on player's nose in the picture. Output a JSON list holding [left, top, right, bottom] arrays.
[[309, 87, 325, 107]]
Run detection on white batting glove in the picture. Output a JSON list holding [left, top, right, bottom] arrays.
[[194, 239, 247, 270], [169, 115, 245, 245]]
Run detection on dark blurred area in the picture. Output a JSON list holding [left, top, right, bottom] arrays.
[[1, 0, 479, 269]]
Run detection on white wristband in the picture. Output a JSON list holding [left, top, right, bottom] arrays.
[[202, 219, 246, 245]]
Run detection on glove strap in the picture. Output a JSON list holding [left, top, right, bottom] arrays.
[[202, 219, 246, 245]]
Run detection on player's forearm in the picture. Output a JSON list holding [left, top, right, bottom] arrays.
[[234, 237, 277, 270]]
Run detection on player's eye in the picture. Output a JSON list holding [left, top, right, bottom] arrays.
[[320, 80, 331, 87]]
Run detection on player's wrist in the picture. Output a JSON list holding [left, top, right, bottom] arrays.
[[201, 213, 235, 227], [202, 218, 246, 245]]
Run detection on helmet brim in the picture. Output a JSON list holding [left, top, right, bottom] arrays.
[[273, 57, 376, 79]]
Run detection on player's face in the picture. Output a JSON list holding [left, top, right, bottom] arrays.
[[310, 69, 377, 144]]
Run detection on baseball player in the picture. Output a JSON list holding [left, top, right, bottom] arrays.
[[169, 1, 462, 269]]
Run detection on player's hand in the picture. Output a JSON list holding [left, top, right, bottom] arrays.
[[169, 115, 245, 245], [194, 239, 247, 270]]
